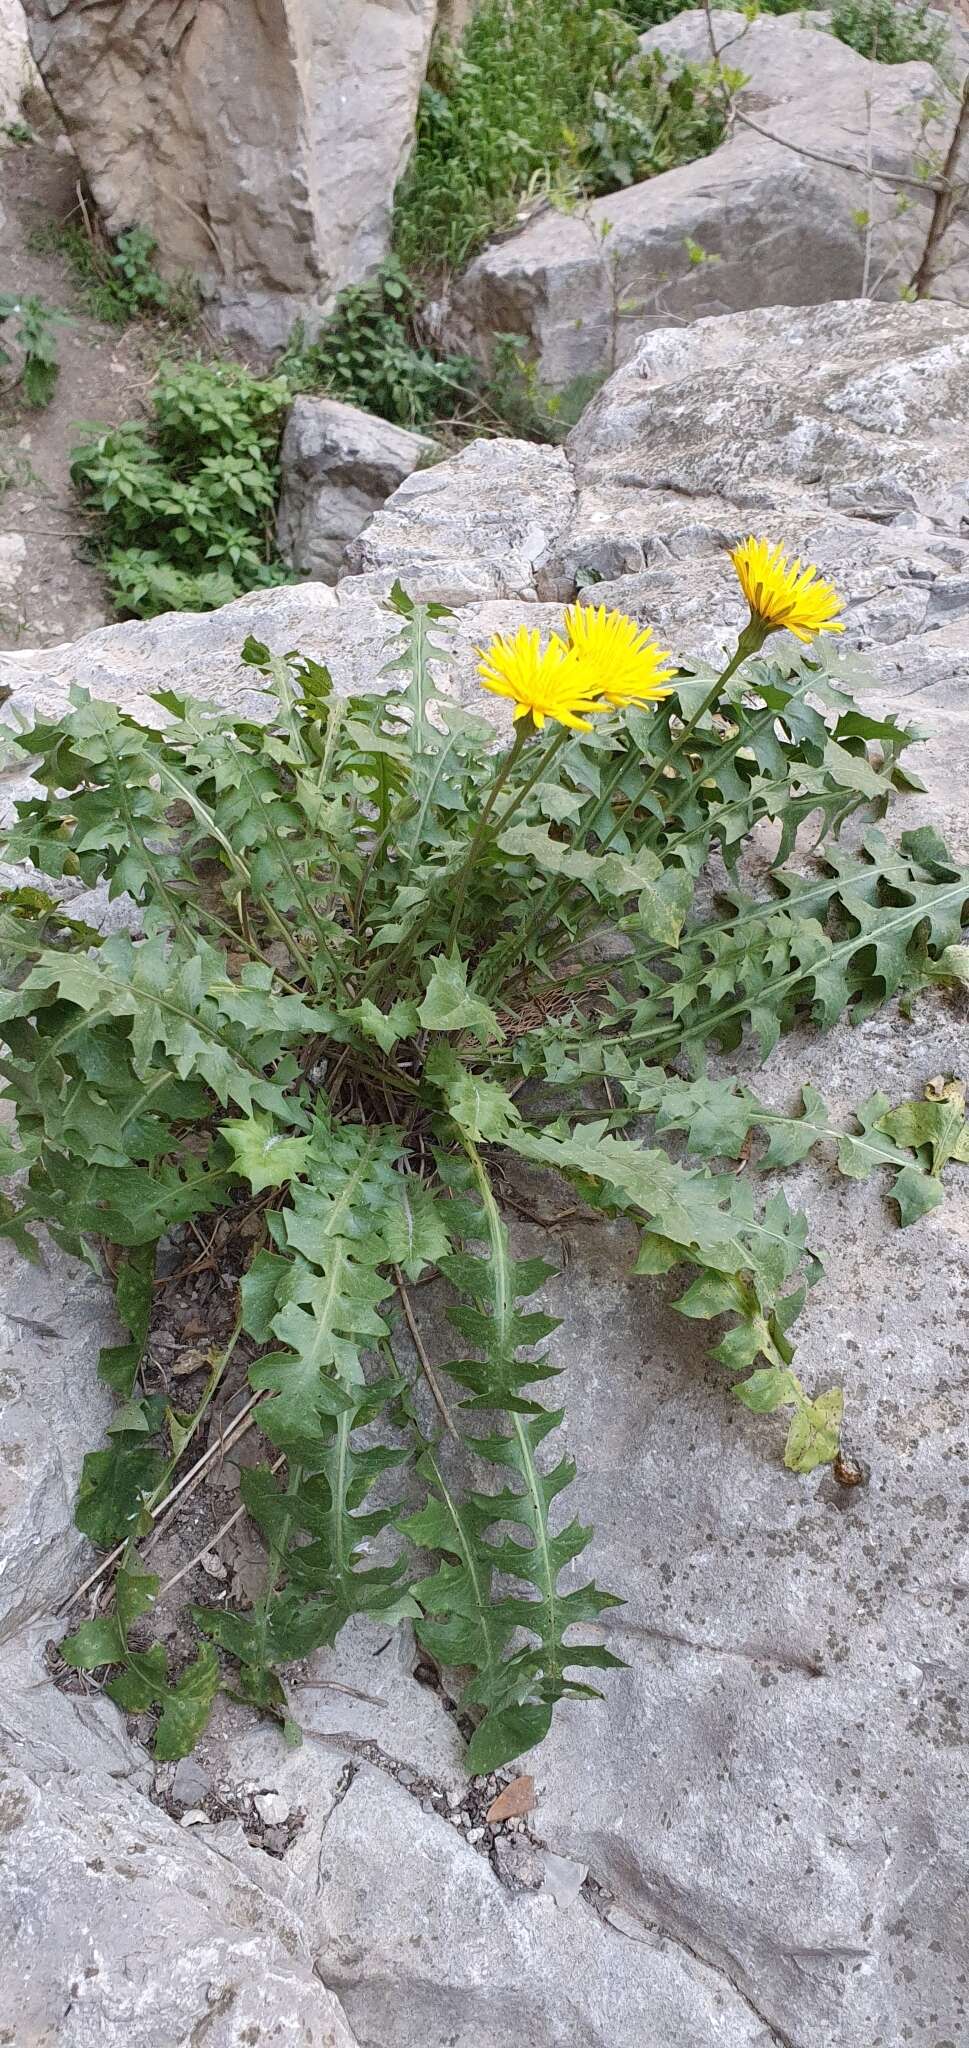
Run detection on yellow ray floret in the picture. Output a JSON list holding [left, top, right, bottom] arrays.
[[564, 602, 676, 709], [476, 626, 610, 731], [730, 537, 844, 643]]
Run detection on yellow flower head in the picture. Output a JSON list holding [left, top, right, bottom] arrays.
[[730, 537, 844, 644], [563, 602, 676, 709], [476, 625, 609, 731]]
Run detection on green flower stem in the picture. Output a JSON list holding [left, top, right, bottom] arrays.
[[445, 720, 530, 952], [634, 669, 812, 862], [543, 675, 816, 973], [489, 725, 571, 835], [593, 623, 766, 861], [363, 723, 540, 1000], [480, 625, 768, 993], [154, 757, 322, 988]]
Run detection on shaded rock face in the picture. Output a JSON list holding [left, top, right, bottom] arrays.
[[452, 15, 969, 387], [0, 1238, 115, 1645], [0, 0, 37, 126], [20, 0, 439, 347], [276, 395, 436, 584], [2, 298, 969, 2046]]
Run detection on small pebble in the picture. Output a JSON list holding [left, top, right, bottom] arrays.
[[466, 1826, 485, 1843], [171, 1755, 210, 1807], [541, 1850, 588, 1910], [179, 1808, 210, 1828], [171, 1347, 209, 1378], [253, 1790, 290, 1826]]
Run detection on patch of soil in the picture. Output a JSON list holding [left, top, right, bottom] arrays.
[[0, 95, 211, 650]]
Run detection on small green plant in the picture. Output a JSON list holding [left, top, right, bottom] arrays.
[[580, 52, 729, 193], [28, 219, 197, 327], [0, 453, 36, 496], [829, 0, 947, 62], [279, 260, 474, 429], [71, 359, 292, 618], [107, 226, 184, 317], [394, 0, 725, 271], [3, 118, 35, 145], [2, 554, 967, 1771], [0, 293, 70, 408], [486, 334, 603, 443]]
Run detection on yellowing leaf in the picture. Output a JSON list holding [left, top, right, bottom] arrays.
[[221, 1112, 312, 1193]]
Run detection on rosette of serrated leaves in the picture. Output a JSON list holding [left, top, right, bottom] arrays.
[[1, 575, 966, 1772]]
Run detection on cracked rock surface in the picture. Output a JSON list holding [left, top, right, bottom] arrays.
[[1, 297, 968, 2046]]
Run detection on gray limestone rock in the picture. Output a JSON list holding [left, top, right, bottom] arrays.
[[309, 1764, 773, 2046], [542, 297, 969, 662], [276, 396, 436, 584], [0, 580, 563, 742], [0, 1238, 116, 1640], [567, 297, 969, 525], [20, 0, 440, 347], [0, 0, 37, 127], [0, 1670, 360, 2047], [452, 18, 969, 387], [344, 435, 578, 605], [518, 968, 969, 2048]]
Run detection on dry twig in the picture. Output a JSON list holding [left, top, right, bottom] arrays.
[[394, 1265, 458, 1439]]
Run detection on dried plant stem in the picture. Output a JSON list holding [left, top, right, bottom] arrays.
[[140, 1396, 265, 1559], [56, 1382, 264, 1616], [912, 74, 969, 298], [394, 1266, 459, 1440], [156, 1454, 286, 1598]]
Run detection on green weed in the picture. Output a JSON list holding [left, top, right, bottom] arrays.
[[28, 219, 198, 328], [278, 259, 475, 430], [394, 0, 726, 271], [71, 359, 292, 619], [0, 293, 70, 407]]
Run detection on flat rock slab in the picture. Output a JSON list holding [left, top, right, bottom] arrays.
[[308, 1765, 773, 2047], [0, 580, 559, 738], [344, 436, 577, 605]]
